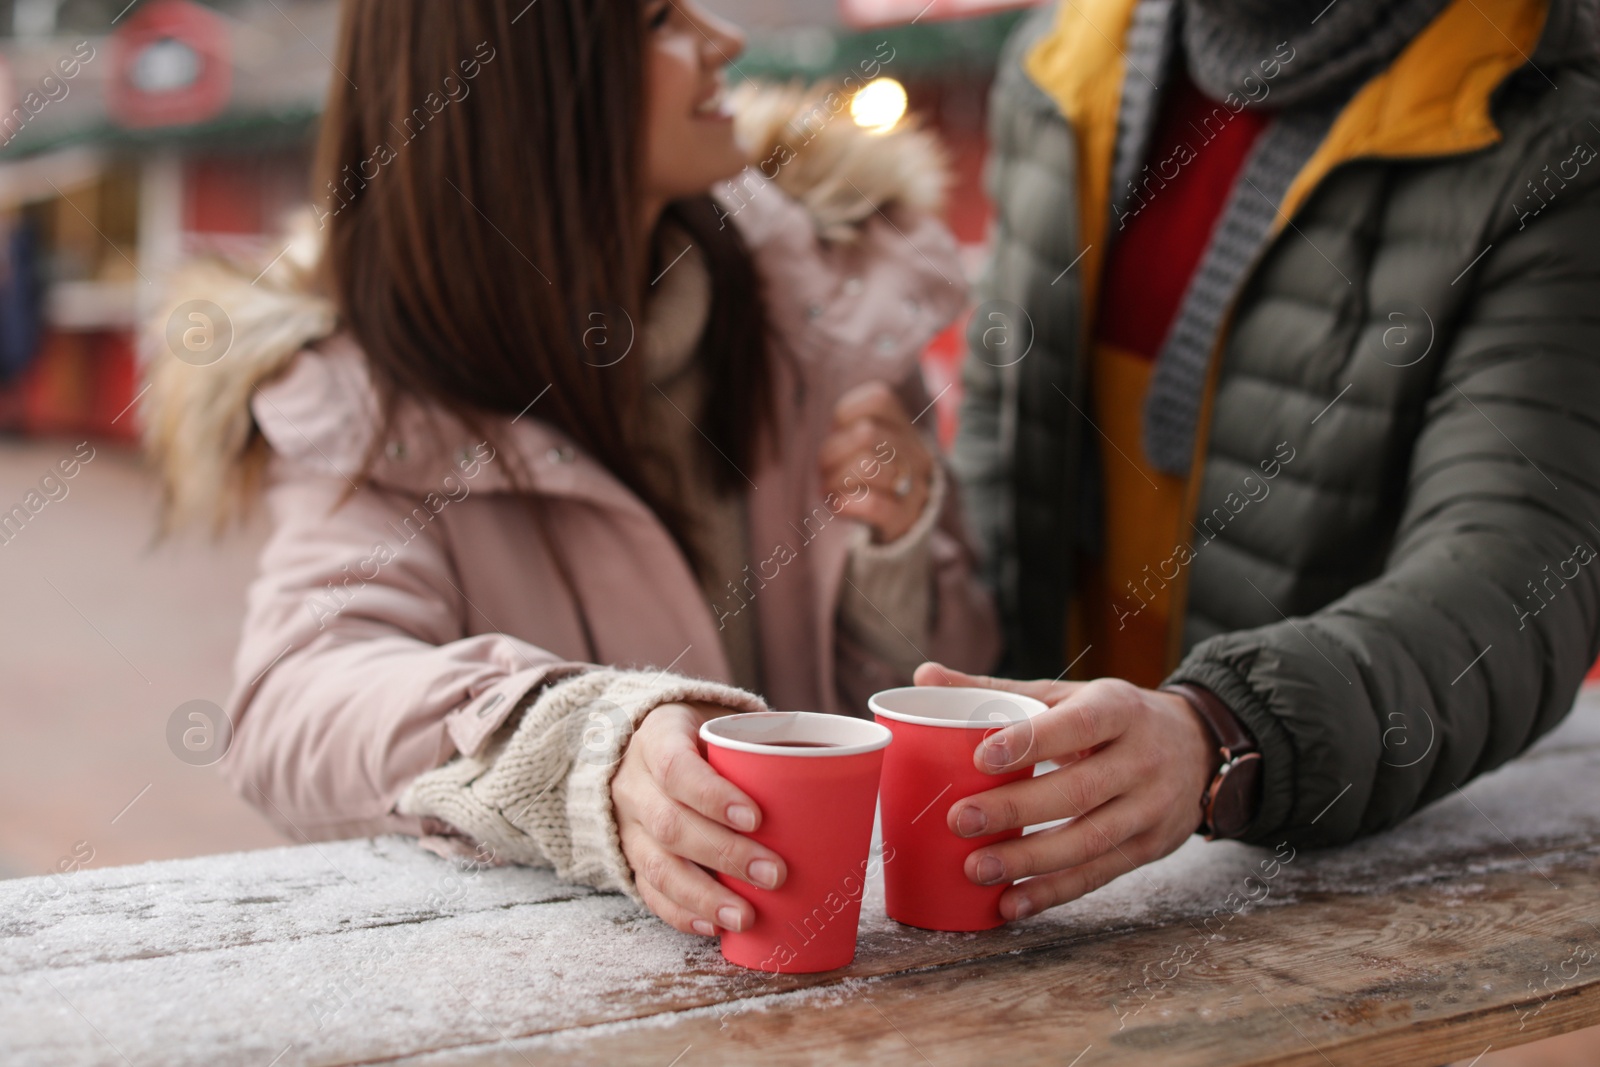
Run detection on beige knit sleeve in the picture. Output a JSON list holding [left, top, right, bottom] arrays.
[[397, 668, 768, 901], [837, 465, 946, 679]]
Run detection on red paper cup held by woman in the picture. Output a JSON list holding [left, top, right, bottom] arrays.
[[700, 711, 892, 974], [869, 686, 1048, 932]]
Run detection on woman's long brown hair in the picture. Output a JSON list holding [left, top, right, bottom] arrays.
[[314, 0, 772, 566]]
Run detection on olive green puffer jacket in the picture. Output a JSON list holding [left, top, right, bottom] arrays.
[[956, 0, 1600, 848]]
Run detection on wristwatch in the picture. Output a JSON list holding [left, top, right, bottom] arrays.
[[1161, 683, 1262, 840]]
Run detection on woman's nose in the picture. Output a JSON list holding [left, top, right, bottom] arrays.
[[698, 9, 746, 66]]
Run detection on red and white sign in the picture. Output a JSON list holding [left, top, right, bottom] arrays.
[[108, 0, 231, 129], [839, 0, 1043, 29]]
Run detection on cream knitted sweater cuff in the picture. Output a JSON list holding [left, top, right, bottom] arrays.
[[838, 464, 945, 676], [397, 668, 768, 902]]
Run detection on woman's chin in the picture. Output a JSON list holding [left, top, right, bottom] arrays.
[[701, 145, 755, 187], [658, 165, 752, 205]]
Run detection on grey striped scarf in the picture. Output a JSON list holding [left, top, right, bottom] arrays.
[[1119, 0, 1450, 475]]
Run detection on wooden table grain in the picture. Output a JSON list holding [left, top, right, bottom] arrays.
[[6, 689, 1600, 1067]]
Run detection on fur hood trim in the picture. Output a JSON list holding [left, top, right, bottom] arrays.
[[143, 217, 335, 536], [728, 81, 949, 242], [142, 81, 953, 534]]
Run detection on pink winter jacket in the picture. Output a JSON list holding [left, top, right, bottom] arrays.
[[146, 89, 1001, 846]]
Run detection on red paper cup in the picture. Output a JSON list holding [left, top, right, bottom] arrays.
[[870, 686, 1048, 931], [700, 711, 891, 973]]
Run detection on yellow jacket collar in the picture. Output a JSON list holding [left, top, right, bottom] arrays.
[[1024, 0, 1547, 155], [1023, 0, 1550, 253], [1024, 0, 1141, 133], [1281, 0, 1548, 219]]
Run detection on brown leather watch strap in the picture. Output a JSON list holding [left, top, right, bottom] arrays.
[[1162, 682, 1262, 840], [1164, 683, 1255, 757]]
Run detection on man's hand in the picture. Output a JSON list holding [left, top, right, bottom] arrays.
[[913, 663, 1220, 920], [612, 702, 787, 936]]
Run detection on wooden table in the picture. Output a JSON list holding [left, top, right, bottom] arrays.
[[6, 689, 1600, 1067]]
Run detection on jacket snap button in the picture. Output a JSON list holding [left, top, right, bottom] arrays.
[[386, 441, 407, 461], [547, 446, 575, 464], [876, 334, 895, 352], [842, 277, 864, 296]]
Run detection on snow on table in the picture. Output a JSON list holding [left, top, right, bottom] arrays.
[[4, 690, 1600, 1067]]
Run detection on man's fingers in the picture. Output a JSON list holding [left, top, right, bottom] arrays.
[[633, 841, 754, 934], [647, 717, 762, 832], [996, 830, 1156, 921], [977, 677, 1133, 771], [913, 662, 1083, 705], [962, 792, 1146, 886], [948, 752, 1139, 837]]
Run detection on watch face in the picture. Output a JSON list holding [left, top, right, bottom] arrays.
[[1211, 752, 1263, 839]]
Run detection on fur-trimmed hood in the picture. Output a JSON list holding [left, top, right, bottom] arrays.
[[143, 81, 956, 534]]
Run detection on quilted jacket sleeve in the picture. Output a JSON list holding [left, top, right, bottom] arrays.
[[1168, 180, 1600, 848]]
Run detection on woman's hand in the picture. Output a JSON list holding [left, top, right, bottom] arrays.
[[819, 381, 936, 543], [612, 701, 787, 936], [913, 663, 1220, 921]]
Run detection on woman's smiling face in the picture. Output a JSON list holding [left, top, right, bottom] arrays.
[[639, 0, 749, 222]]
